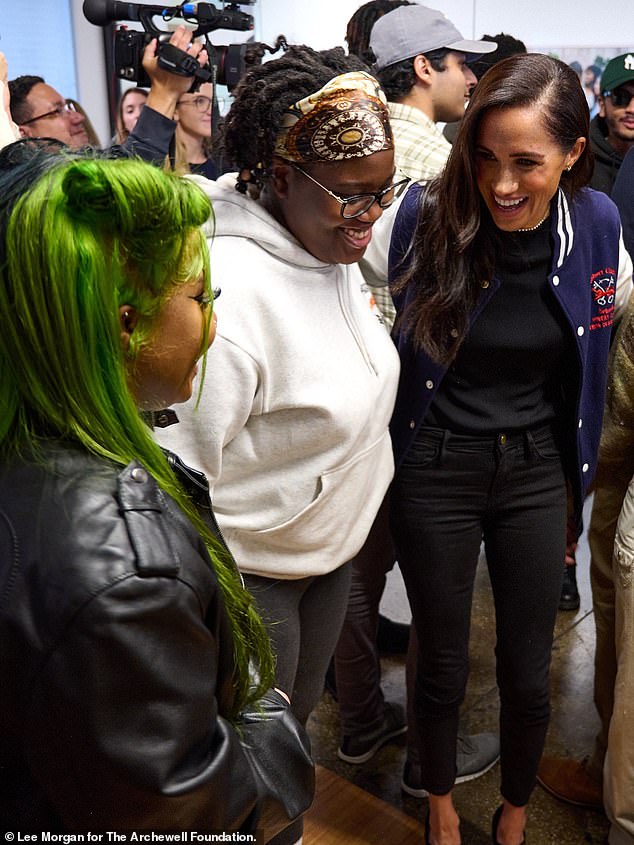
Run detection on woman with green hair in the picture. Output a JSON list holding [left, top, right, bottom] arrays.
[[0, 143, 312, 835]]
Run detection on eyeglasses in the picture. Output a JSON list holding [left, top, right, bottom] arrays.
[[20, 99, 77, 126], [604, 87, 634, 108], [177, 95, 213, 113], [292, 164, 411, 219], [189, 287, 221, 310]]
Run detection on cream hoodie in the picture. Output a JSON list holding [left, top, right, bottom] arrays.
[[156, 174, 400, 578]]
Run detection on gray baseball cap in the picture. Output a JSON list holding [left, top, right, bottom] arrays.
[[370, 5, 497, 71]]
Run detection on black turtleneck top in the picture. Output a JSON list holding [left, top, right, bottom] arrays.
[[425, 218, 574, 434]]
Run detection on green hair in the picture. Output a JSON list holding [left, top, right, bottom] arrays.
[[0, 145, 274, 716]]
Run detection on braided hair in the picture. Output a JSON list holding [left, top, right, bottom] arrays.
[[220, 45, 369, 194]]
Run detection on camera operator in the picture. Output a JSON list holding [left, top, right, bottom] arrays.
[[9, 25, 205, 164]]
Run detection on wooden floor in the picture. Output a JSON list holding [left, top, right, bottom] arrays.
[[304, 765, 423, 844]]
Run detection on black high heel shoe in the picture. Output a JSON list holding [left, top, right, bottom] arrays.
[[492, 805, 526, 845]]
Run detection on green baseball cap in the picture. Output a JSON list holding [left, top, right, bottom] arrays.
[[601, 53, 634, 94]]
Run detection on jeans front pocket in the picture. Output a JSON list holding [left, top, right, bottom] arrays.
[[401, 427, 442, 470], [527, 427, 562, 462]]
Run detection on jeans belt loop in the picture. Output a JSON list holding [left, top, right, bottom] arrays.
[[524, 428, 537, 460]]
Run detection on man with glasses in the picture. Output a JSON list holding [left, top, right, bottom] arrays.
[[590, 53, 634, 196], [9, 77, 89, 148]]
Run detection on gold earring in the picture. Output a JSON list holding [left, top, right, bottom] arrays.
[[566, 164, 572, 171]]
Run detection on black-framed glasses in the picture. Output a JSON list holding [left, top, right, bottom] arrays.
[[177, 95, 213, 113], [604, 87, 634, 108], [292, 164, 411, 219], [20, 99, 77, 126]]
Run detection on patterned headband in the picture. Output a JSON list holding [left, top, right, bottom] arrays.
[[274, 71, 393, 163]]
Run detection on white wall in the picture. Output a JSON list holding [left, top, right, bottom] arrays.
[[257, 0, 633, 50], [71, 0, 110, 145]]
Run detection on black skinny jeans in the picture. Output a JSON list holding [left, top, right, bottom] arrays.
[[390, 423, 567, 806]]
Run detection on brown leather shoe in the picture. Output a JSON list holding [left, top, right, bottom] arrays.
[[536, 757, 603, 810]]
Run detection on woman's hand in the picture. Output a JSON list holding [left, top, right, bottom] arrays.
[[143, 27, 209, 119]]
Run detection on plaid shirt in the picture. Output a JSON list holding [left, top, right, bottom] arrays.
[[388, 101, 451, 181]]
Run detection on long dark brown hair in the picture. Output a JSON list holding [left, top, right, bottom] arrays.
[[394, 53, 593, 364]]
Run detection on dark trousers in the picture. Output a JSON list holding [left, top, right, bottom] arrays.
[[334, 497, 394, 734], [390, 423, 567, 805], [334, 496, 420, 757]]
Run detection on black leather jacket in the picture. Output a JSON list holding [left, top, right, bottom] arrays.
[[0, 441, 313, 834]]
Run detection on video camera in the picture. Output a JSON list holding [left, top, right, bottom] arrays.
[[83, 0, 256, 90]]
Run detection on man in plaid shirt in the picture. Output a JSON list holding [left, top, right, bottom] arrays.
[[370, 4, 493, 182]]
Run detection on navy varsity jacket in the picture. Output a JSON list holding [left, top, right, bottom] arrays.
[[388, 184, 631, 520]]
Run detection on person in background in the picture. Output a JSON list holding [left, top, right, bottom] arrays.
[[155, 45, 403, 845], [583, 64, 602, 116], [173, 81, 218, 179], [560, 53, 634, 612], [569, 60, 583, 81], [589, 53, 634, 196], [388, 53, 630, 845], [370, 4, 489, 184], [0, 145, 313, 837], [9, 75, 90, 148], [469, 32, 527, 81], [536, 146, 634, 826], [601, 320, 634, 842], [442, 32, 527, 145], [345, 0, 413, 62], [613, 146, 634, 257], [115, 86, 148, 144], [9, 27, 202, 164]]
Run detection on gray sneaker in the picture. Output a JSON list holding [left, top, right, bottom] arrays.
[[338, 701, 407, 764], [401, 731, 500, 798]]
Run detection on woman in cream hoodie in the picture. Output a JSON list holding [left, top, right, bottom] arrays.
[[156, 46, 402, 840]]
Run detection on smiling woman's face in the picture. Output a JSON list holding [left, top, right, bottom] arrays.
[[175, 82, 213, 140], [121, 89, 147, 134], [475, 104, 585, 231], [273, 148, 395, 264]]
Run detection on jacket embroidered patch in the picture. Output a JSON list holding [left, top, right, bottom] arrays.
[[590, 268, 617, 330]]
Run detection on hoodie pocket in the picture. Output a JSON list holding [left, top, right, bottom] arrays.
[[247, 430, 393, 553]]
